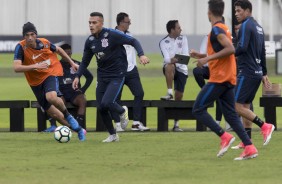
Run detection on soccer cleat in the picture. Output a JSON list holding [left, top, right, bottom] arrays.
[[131, 122, 150, 131], [231, 142, 245, 150], [78, 128, 87, 141], [217, 132, 235, 158], [160, 93, 173, 101], [261, 123, 275, 146], [116, 124, 125, 132], [234, 145, 258, 161], [66, 114, 79, 130], [102, 134, 119, 143], [42, 125, 57, 132], [120, 106, 129, 129], [172, 126, 183, 132]]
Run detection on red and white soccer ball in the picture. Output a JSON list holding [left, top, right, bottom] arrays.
[[54, 126, 72, 143]]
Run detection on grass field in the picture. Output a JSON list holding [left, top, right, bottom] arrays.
[[0, 53, 282, 183]]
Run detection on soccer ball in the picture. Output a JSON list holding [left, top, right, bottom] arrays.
[[54, 126, 72, 143]]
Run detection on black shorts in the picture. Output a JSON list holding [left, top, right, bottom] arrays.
[[235, 75, 261, 104], [61, 88, 83, 102], [163, 65, 188, 93], [31, 76, 60, 110]]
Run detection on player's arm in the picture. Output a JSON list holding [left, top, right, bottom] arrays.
[[113, 31, 149, 65], [13, 44, 48, 72], [81, 67, 94, 93], [235, 22, 251, 56], [159, 40, 178, 64], [55, 46, 78, 71], [73, 39, 94, 90]]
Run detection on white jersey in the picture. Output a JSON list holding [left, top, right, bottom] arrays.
[[124, 32, 137, 72], [159, 35, 189, 75], [199, 35, 209, 67]]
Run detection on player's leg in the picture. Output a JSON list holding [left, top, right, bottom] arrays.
[[193, 66, 209, 88], [71, 92, 87, 128], [125, 67, 149, 131], [161, 64, 175, 100], [173, 71, 187, 131]]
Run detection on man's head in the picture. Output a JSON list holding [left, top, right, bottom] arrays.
[[89, 12, 104, 35], [60, 43, 72, 57], [208, 0, 224, 21], [116, 12, 131, 32], [166, 20, 181, 38], [234, 0, 252, 23], [22, 22, 37, 47]]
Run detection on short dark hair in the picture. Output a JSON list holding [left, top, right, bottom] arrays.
[[90, 12, 104, 18], [60, 43, 71, 50], [208, 0, 224, 17], [116, 12, 129, 25], [234, 0, 252, 13], [166, 20, 178, 34]]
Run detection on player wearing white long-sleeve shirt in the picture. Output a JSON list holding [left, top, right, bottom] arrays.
[[159, 20, 189, 131]]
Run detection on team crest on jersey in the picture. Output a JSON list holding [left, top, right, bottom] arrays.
[[165, 40, 170, 43], [101, 38, 108, 47], [89, 36, 94, 41], [45, 44, 49, 48], [177, 36, 183, 40], [177, 42, 182, 48], [103, 32, 109, 37]]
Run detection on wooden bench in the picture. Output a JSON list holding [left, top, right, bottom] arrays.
[[30, 100, 150, 132], [259, 97, 282, 130], [0, 100, 30, 132], [150, 100, 213, 131]]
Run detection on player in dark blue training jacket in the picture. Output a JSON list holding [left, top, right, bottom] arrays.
[[232, 0, 274, 149], [73, 12, 149, 142]]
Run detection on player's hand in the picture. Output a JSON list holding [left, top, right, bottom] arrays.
[[72, 77, 80, 90], [35, 62, 49, 70], [194, 57, 208, 68], [71, 63, 79, 72], [262, 75, 272, 89], [189, 49, 199, 59], [139, 55, 150, 65]]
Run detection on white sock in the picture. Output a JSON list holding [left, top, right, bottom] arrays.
[[133, 121, 140, 125], [116, 122, 121, 127], [168, 89, 173, 95], [174, 121, 179, 127]]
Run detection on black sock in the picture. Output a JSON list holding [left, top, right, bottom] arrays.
[[245, 128, 252, 139], [252, 116, 264, 128], [216, 128, 225, 137], [76, 114, 85, 126], [48, 118, 57, 126], [62, 109, 70, 119]]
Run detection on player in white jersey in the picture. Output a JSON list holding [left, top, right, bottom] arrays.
[[159, 20, 189, 131], [111, 12, 150, 132]]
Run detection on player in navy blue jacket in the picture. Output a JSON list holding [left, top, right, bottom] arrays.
[[232, 0, 274, 149], [73, 12, 149, 142]]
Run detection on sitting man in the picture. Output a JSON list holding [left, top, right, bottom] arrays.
[[43, 43, 93, 132], [159, 20, 189, 131]]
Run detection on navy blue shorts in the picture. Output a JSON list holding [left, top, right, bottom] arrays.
[[61, 88, 83, 102], [163, 65, 188, 93], [31, 76, 60, 110], [235, 75, 261, 104]]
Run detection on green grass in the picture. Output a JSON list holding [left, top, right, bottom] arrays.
[[1, 53, 282, 183], [0, 132, 281, 184]]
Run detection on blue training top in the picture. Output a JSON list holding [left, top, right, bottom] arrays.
[[76, 28, 144, 79], [235, 17, 267, 78]]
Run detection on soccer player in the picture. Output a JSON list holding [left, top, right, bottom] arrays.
[[72, 12, 149, 142], [43, 43, 93, 132], [13, 22, 86, 141], [192, 0, 258, 160], [159, 20, 189, 132], [111, 12, 150, 132], [232, 0, 274, 149]]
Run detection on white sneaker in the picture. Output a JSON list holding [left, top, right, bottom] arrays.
[[120, 106, 129, 129], [131, 122, 150, 131], [102, 134, 119, 143], [160, 93, 173, 100], [116, 124, 125, 132]]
